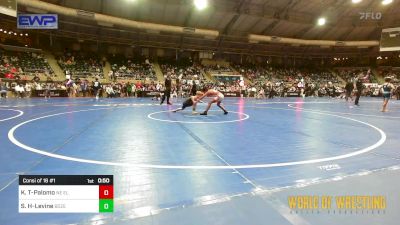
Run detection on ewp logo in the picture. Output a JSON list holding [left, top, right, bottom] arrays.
[[17, 14, 58, 29]]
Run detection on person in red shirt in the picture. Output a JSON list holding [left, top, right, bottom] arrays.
[[5, 73, 14, 79], [10, 67, 17, 73]]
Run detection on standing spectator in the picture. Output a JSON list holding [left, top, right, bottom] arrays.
[[381, 77, 395, 112], [131, 82, 137, 98], [298, 78, 305, 98], [127, 82, 132, 97], [396, 85, 400, 100], [25, 82, 32, 97], [105, 85, 115, 98], [44, 82, 52, 99], [257, 87, 266, 99], [0, 80, 8, 98], [81, 79, 88, 97], [156, 82, 162, 92], [108, 70, 114, 81], [93, 78, 101, 99]]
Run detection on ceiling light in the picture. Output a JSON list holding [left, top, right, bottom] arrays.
[[382, 0, 393, 5], [20, 33, 23, 36], [0, 29, 2, 32], [14, 33, 17, 35], [352, 0, 362, 3], [25, 33, 28, 36], [194, 0, 208, 10], [317, 17, 326, 26]]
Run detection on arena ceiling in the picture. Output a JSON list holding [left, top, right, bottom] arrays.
[[10, 0, 400, 56]]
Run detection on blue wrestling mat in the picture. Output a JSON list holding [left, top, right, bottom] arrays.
[[0, 97, 399, 224]]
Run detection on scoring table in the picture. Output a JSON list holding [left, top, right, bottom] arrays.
[[19, 175, 113, 213]]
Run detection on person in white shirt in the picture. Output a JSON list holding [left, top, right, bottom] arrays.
[[239, 78, 245, 97], [15, 84, 25, 98], [251, 86, 257, 98], [171, 87, 178, 99], [106, 85, 115, 98], [257, 87, 266, 99], [131, 83, 136, 97], [25, 83, 32, 97], [35, 82, 42, 90], [298, 78, 305, 98], [108, 70, 114, 80], [156, 82, 162, 91]]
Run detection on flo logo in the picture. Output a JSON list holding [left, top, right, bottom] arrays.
[[359, 12, 382, 20]]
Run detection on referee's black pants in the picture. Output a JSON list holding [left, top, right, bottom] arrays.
[[161, 89, 171, 104], [355, 91, 361, 105]]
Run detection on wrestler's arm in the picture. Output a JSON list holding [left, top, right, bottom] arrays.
[[197, 91, 209, 101], [191, 96, 197, 111]]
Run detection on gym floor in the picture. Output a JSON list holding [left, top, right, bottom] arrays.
[[0, 97, 399, 225]]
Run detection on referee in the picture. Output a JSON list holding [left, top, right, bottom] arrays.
[[160, 74, 172, 105], [354, 75, 364, 106]]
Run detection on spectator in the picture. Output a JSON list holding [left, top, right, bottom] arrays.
[[15, 83, 25, 98], [105, 85, 115, 98], [0, 81, 8, 98], [25, 82, 32, 97]]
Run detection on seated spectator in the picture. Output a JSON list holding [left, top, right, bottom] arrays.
[[109, 55, 156, 80], [160, 60, 205, 85], [106, 85, 115, 98], [0, 50, 55, 77], [57, 51, 103, 79], [14, 83, 25, 98]]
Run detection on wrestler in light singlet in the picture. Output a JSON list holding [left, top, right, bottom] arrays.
[[196, 88, 228, 115]]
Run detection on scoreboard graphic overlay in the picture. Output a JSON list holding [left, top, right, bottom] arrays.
[[19, 175, 113, 213]]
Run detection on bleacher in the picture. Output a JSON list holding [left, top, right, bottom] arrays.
[[334, 67, 376, 83], [0, 50, 54, 77], [57, 51, 103, 78], [159, 58, 206, 84], [108, 55, 156, 81]]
